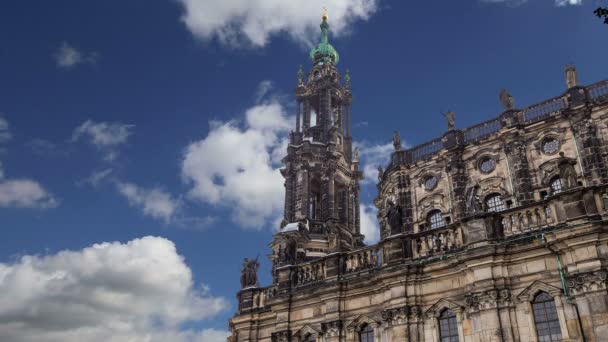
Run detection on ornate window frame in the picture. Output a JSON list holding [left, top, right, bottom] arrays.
[[540, 136, 561, 156], [346, 314, 382, 342], [425, 299, 465, 342], [477, 155, 498, 174], [532, 129, 566, 156], [516, 281, 570, 341], [293, 325, 321, 342]]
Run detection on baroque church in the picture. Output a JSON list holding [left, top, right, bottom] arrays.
[[229, 13, 608, 342]]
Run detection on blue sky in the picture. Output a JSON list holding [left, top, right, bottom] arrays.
[[0, 0, 606, 341]]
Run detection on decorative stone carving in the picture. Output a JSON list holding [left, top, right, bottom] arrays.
[[393, 130, 402, 151], [385, 199, 403, 233], [566, 270, 608, 296], [558, 152, 579, 190], [381, 306, 410, 325], [565, 64, 578, 89], [465, 184, 483, 214], [443, 111, 456, 130], [321, 320, 342, 338], [464, 288, 512, 313], [271, 330, 291, 342], [499, 89, 515, 110], [241, 257, 260, 288]]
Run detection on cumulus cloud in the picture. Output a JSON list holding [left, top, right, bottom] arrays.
[[182, 83, 292, 229], [481, 0, 581, 6], [0, 236, 229, 342], [0, 117, 58, 209], [0, 179, 58, 209], [356, 141, 394, 184], [72, 120, 134, 161], [175, 0, 379, 47], [116, 182, 181, 223], [53, 41, 98, 69], [360, 203, 380, 244]]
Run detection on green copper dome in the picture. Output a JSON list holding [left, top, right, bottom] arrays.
[[309, 16, 339, 65]]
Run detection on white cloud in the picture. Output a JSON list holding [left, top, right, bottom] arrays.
[[72, 120, 134, 161], [0, 236, 229, 342], [0, 179, 58, 209], [182, 87, 292, 229], [360, 204, 380, 244], [200, 329, 231, 342], [0, 117, 58, 209], [0, 117, 11, 143], [53, 41, 98, 69], [77, 168, 113, 188], [116, 182, 181, 223], [555, 0, 582, 6], [481, 0, 582, 6], [176, 0, 379, 47], [356, 142, 394, 184]]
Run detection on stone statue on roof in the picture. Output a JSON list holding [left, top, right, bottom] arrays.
[[443, 111, 456, 130], [499, 89, 515, 111], [393, 131, 402, 151], [565, 64, 578, 89]]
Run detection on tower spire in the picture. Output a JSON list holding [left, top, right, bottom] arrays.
[[309, 11, 339, 65]]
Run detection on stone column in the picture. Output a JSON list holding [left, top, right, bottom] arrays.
[[344, 102, 351, 137], [303, 99, 311, 133], [283, 172, 294, 224], [295, 100, 301, 133], [295, 168, 308, 220], [328, 171, 336, 219], [504, 139, 534, 205], [354, 185, 361, 234], [571, 117, 608, 185], [446, 149, 467, 219], [398, 174, 413, 233]]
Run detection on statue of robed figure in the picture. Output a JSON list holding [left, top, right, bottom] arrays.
[[385, 199, 403, 233], [558, 152, 578, 190], [240, 257, 260, 289], [465, 184, 483, 214]]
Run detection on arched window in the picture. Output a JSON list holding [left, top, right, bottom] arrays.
[[532, 292, 562, 341], [359, 324, 374, 342], [485, 193, 506, 212], [438, 309, 459, 342], [428, 210, 446, 229], [550, 177, 563, 195]]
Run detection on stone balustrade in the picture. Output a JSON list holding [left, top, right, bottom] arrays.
[[292, 259, 326, 287], [501, 202, 556, 236], [344, 246, 381, 273], [413, 224, 463, 258]]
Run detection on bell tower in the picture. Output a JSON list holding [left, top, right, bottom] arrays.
[[280, 13, 364, 252]]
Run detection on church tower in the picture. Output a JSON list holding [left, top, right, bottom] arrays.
[[278, 13, 364, 258]]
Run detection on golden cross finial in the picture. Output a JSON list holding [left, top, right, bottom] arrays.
[[322, 7, 328, 20]]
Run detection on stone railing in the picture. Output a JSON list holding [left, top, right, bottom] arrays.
[[521, 95, 567, 124], [412, 224, 463, 258], [344, 246, 381, 273], [263, 285, 278, 300], [292, 258, 327, 287], [500, 202, 557, 236], [463, 118, 502, 143], [587, 80, 608, 102]]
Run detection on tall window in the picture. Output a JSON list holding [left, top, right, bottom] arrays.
[[550, 177, 563, 195], [359, 324, 374, 342], [485, 194, 506, 212], [439, 309, 459, 342], [428, 210, 446, 229], [532, 292, 562, 342]]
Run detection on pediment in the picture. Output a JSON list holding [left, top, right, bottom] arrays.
[[346, 313, 382, 329], [516, 280, 562, 302], [293, 324, 321, 338], [425, 298, 463, 318]]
